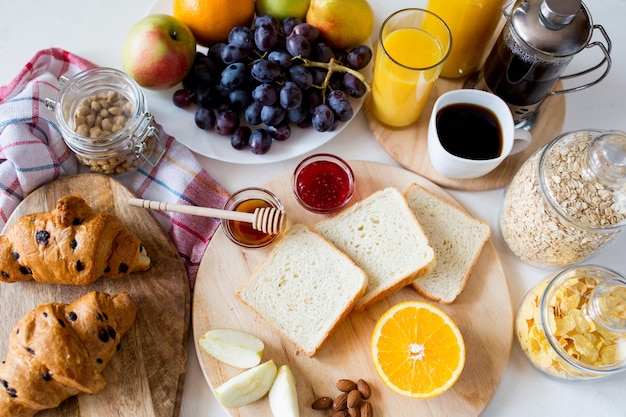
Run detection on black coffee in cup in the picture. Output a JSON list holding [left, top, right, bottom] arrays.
[[435, 103, 503, 160]]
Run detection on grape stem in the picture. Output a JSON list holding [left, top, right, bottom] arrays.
[[295, 57, 371, 93]]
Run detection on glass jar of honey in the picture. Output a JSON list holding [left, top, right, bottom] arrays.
[[516, 264, 626, 380], [221, 188, 285, 249]]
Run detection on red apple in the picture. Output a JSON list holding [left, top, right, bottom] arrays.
[[122, 14, 196, 90]]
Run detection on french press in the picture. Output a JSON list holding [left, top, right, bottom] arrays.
[[474, 0, 611, 128]]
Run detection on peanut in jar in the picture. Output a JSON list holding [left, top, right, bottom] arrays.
[[45, 67, 165, 175]]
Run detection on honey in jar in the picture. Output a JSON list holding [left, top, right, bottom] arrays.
[[228, 198, 276, 247], [221, 188, 284, 249]]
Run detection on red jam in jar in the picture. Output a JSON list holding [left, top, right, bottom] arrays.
[[293, 154, 355, 213]]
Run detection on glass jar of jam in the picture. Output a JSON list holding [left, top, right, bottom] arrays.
[[516, 264, 626, 380], [45, 67, 165, 175], [221, 188, 285, 249], [292, 153, 355, 214]]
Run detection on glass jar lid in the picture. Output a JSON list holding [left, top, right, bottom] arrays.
[[539, 129, 626, 231]]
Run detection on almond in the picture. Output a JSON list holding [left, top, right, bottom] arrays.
[[360, 401, 373, 417], [347, 389, 361, 408], [348, 406, 361, 417], [311, 396, 333, 410], [336, 378, 357, 392], [333, 392, 348, 411], [332, 411, 349, 417], [357, 379, 371, 399]]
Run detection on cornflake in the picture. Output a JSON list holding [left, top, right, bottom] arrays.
[[516, 276, 626, 379]]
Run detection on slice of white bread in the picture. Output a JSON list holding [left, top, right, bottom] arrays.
[[237, 224, 367, 357], [314, 187, 435, 312], [404, 183, 491, 304]]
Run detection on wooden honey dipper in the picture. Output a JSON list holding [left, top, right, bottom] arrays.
[[128, 198, 286, 234]]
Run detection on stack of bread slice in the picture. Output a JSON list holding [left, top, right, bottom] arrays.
[[237, 185, 490, 357]]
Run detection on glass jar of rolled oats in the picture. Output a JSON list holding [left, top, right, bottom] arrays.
[[516, 264, 626, 380], [500, 129, 626, 268], [45, 67, 165, 175]]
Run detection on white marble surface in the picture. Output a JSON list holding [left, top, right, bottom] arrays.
[[2, 0, 626, 416]]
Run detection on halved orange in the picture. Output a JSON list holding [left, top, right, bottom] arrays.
[[371, 301, 465, 399]]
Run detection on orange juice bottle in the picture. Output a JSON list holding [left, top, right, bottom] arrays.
[[427, 0, 506, 78], [371, 27, 446, 127]]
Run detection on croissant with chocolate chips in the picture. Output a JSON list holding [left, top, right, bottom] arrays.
[[0, 291, 136, 417], [0, 195, 150, 285]]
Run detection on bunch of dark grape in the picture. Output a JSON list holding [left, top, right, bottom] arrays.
[[172, 14, 372, 155]]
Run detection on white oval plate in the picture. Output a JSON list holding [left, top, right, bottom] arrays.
[[147, 0, 372, 165]]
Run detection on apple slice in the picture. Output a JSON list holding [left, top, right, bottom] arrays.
[[198, 328, 264, 369], [269, 365, 300, 417], [214, 360, 278, 408]]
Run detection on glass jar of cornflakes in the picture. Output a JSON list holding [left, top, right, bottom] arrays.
[[45, 67, 165, 175], [516, 264, 626, 380], [500, 129, 626, 268]]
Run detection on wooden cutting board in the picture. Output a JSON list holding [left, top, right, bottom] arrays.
[[193, 161, 513, 417], [364, 78, 566, 191], [0, 173, 190, 417]]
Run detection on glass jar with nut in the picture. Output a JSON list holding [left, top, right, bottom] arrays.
[[45, 67, 165, 175], [516, 264, 626, 380], [500, 129, 626, 268]]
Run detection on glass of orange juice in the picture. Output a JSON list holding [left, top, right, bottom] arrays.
[[427, 0, 506, 79], [371, 8, 451, 128]]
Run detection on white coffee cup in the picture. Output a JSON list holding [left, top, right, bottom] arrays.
[[428, 89, 532, 179]]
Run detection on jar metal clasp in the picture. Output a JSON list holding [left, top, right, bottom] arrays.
[[127, 112, 165, 167], [44, 75, 70, 111]]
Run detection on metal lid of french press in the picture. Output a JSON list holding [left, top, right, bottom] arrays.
[[510, 0, 593, 57]]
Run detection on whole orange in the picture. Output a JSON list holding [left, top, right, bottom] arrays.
[[173, 0, 255, 47]]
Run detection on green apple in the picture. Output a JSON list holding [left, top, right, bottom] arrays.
[[122, 14, 196, 90], [198, 328, 264, 369], [256, 0, 311, 21], [214, 360, 278, 408], [269, 365, 300, 417]]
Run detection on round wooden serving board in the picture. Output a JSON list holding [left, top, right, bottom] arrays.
[[193, 161, 514, 417], [0, 174, 190, 417], [364, 78, 566, 191]]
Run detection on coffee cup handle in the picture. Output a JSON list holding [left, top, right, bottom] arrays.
[[510, 128, 532, 155]]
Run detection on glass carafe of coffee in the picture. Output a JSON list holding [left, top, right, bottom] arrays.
[[478, 0, 611, 128]]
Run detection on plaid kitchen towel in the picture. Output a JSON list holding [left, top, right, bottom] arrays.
[[0, 48, 230, 289]]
